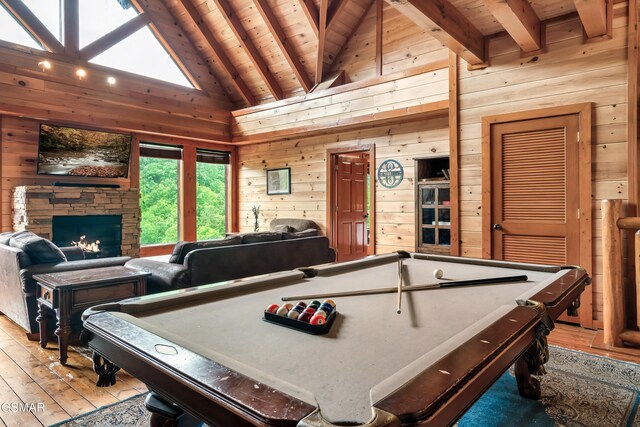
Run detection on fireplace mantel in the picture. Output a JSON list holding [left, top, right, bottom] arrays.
[[12, 186, 140, 257]]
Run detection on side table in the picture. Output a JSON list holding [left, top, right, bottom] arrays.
[[34, 266, 150, 365]]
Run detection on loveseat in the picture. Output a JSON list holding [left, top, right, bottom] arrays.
[[0, 231, 131, 335], [125, 231, 336, 293]]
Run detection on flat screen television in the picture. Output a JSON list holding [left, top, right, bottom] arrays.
[[37, 124, 132, 178]]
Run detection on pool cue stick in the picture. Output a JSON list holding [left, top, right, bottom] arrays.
[[397, 258, 403, 314], [281, 275, 528, 301]]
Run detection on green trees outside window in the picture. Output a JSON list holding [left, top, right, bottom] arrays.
[[197, 162, 227, 240], [139, 154, 228, 245], [139, 157, 179, 245]]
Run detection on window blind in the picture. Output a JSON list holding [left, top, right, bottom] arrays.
[[139, 142, 183, 160]]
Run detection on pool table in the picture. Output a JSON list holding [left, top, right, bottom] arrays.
[[82, 252, 589, 427]]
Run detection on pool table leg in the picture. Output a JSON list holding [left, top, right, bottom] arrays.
[[145, 392, 203, 427], [514, 356, 541, 400]]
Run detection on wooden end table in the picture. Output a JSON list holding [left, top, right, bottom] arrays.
[[34, 266, 150, 365]]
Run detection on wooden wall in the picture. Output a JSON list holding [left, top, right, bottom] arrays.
[[0, 41, 235, 236], [331, 1, 449, 82], [0, 116, 133, 231], [237, 117, 450, 254], [0, 43, 232, 142], [458, 5, 630, 325], [236, 3, 632, 325], [232, 65, 449, 139]]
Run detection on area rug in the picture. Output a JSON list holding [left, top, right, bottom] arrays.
[[51, 346, 640, 427]]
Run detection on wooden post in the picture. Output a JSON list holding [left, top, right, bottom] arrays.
[[180, 146, 197, 242], [602, 199, 624, 347], [636, 230, 640, 328]]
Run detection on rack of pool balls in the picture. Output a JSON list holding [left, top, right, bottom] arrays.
[[263, 299, 337, 335]]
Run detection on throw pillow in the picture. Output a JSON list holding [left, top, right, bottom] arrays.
[[0, 231, 17, 246], [9, 231, 67, 264], [273, 224, 295, 233]]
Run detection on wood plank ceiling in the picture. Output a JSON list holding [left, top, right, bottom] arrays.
[[147, 0, 610, 108], [14, 0, 606, 109]]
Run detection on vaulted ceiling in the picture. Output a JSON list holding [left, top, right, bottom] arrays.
[[2, 0, 613, 109], [135, 0, 611, 109]]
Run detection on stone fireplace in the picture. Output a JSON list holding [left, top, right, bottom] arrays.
[[12, 186, 140, 258]]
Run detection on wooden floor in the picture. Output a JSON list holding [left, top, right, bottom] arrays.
[[0, 314, 147, 426], [0, 315, 638, 426]]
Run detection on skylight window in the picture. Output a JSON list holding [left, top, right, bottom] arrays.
[[90, 25, 193, 87], [21, 0, 61, 41], [0, 0, 194, 88], [0, 4, 42, 49], [79, 0, 138, 48]]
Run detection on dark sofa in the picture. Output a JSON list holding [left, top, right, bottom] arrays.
[[126, 232, 336, 293], [0, 231, 131, 335]]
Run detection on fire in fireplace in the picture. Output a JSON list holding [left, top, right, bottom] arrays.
[[52, 215, 122, 258], [71, 235, 101, 253]]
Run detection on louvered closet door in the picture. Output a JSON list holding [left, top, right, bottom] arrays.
[[490, 115, 580, 267]]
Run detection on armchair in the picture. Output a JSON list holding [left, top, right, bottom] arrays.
[[0, 231, 130, 336]]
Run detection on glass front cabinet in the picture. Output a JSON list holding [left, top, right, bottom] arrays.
[[416, 183, 450, 254], [414, 156, 451, 254]]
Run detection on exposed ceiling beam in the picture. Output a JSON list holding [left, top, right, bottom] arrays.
[[483, 0, 542, 53], [131, 0, 233, 98], [316, 0, 328, 85], [253, 0, 313, 92], [0, 0, 65, 54], [387, 0, 485, 65], [326, 0, 349, 34], [573, 0, 608, 38], [64, 0, 79, 57], [177, 0, 256, 106], [211, 0, 284, 100], [79, 14, 152, 60], [299, 0, 319, 36]]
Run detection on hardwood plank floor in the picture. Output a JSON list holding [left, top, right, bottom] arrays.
[[0, 314, 636, 426], [0, 314, 146, 426], [549, 322, 640, 363]]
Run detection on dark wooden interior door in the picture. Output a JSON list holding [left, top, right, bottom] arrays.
[[490, 114, 581, 322], [335, 153, 369, 262]]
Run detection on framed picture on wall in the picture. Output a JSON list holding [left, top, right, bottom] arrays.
[[266, 168, 291, 195]]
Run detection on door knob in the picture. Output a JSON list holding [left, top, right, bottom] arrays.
[[492, 224, 502, 230]]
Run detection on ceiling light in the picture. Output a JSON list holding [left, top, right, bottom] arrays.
[[37, 61, 51, 71], [106, 76, 116, 86], [75, 68, 87, 80]]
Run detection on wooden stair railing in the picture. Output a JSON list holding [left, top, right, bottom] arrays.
[[602, 199, 640, 347]]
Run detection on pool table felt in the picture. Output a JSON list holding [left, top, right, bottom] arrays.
[[105, 254, 565, 424]]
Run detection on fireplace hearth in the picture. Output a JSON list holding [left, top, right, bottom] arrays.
[[53, 215, 122, 257]]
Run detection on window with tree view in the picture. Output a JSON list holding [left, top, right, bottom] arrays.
[[139, 144, 181, 245], [197, 149, 228, 240]]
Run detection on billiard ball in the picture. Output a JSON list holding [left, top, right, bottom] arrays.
[[308, 300, 321, 310], [312, 309, 327, 318], [433, 268, 444, 279], [302, 307, 317, 316], [322, 299, 336, 308], [299, 312, 313, 322], [318, 302, 334, 315], [266, 303, 279, 314], [276, 303, 293, 316], [288, 303, 307, 319], [310, 314, 326, 325]]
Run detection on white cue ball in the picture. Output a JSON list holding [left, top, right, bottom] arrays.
[[433, 268, 444, 279]]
